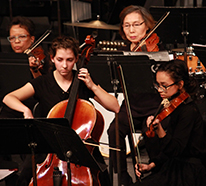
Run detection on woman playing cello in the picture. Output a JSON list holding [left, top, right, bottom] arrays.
[[3, 35, 120, 185], [133, 59, 206, 186]]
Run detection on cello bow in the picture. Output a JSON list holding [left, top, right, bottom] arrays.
[[116, 64, 142, 182]]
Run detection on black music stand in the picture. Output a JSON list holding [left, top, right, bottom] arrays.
[[88, 54, 156, 94], [0, 118, 107, 186], [87, 54, 159, 185], [0, 53, 32, 102], [149, 6, 206, 45]]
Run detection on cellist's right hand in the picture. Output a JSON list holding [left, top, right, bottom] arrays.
[[23, 107, 34, 119], [135, 163, 155, 178]]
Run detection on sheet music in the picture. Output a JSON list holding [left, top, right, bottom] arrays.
[[0, 170, 15, 180], [123, 51, 171, 61]]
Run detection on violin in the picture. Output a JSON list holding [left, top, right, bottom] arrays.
[[29, 46, 46, 70], [132, 33, 159, 52], [132, 11, 170, 52], [146, 91, 190, 138], [24, 30, 51, 70]]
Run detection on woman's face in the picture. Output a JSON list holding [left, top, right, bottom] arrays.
[[156, 71, 182, 99], [123, 12, 148, 45], [51, 48, 77, 78], [9, 25, 34, 53]]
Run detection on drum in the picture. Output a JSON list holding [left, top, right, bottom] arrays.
[[90, 93, 141, 157], [174, 47, 206, 75]]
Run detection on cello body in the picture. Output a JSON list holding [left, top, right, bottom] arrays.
[[29, 99, 104, 186]]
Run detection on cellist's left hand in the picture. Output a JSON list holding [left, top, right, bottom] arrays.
[[78, 68, 94, 90]]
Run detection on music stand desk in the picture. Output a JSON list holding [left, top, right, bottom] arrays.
[[0, 118, 107, 184]]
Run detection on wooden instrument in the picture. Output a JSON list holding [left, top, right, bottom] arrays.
[[132, 11, 170, 52], [29, 35, 104, 186], [146, 91, 190, 138]]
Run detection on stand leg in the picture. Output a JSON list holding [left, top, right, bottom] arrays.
[[66, 151, 72, 186], [29, 143, 37, 186], [109, 150, 113, 185], [115, 113, 121, 186]]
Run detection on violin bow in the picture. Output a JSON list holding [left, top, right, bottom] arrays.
[[132, 11, 170, 52], [24, 29, 52, 55]]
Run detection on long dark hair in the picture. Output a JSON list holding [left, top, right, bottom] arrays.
[[157, 60, 199, 98]]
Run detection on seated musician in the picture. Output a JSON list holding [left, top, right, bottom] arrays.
[[3, 35, 120, 186], [7, 16, 52, 78], [0, 16, 53, 186], [133, 59, 206, 186], [107, 5, 163, 185], [1, 16, 52, 118]]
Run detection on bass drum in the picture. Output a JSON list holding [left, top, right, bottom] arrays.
[[89, 93, 141, 158]]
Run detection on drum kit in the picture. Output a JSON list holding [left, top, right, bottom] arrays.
[[172, 46, 206, 102], [172, 46, 206, 77]]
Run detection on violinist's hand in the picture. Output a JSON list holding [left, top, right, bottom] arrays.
[[135, 163, 155, 178], [29, 56, 43, 71], [78, 68, 94, 90], [146, 116, 155, 128], [146, 115, 166, 138]]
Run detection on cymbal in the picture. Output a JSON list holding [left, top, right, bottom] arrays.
[[171, 48, 184, 53], [64, 20, 119, 30]]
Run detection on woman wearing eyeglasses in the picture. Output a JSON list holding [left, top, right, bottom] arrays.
[[132, 59, 206, 186], [119, 5, 160, 52], [8, 17, 35, 53], [1, 17, 52, 186], [107, 5, 163, 185], [7, 16, 52, 78]]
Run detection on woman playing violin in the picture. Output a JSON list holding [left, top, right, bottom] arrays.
[[108, 5, 162, 185], [1, 16, 53, 186], [3, 35, 120, 185], [7, 16, 52, 78], [132, 59, 206, 186], [1, 16, 53, 118], [119, 5, 160, 52]]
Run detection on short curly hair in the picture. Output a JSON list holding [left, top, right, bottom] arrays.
[[8, 16, 35, 36], [49, 35, 80, 58]]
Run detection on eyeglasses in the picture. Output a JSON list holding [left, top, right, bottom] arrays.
[[154, 82, 178, 93], [122, 21, 145, 29], [7, 34, 30, 43]]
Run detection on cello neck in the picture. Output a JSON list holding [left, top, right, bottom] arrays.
[[64, 35, 95, 124], [64, 55, 85, 124]]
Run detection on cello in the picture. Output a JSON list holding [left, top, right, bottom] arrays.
[[29, 35, 105, 186]]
